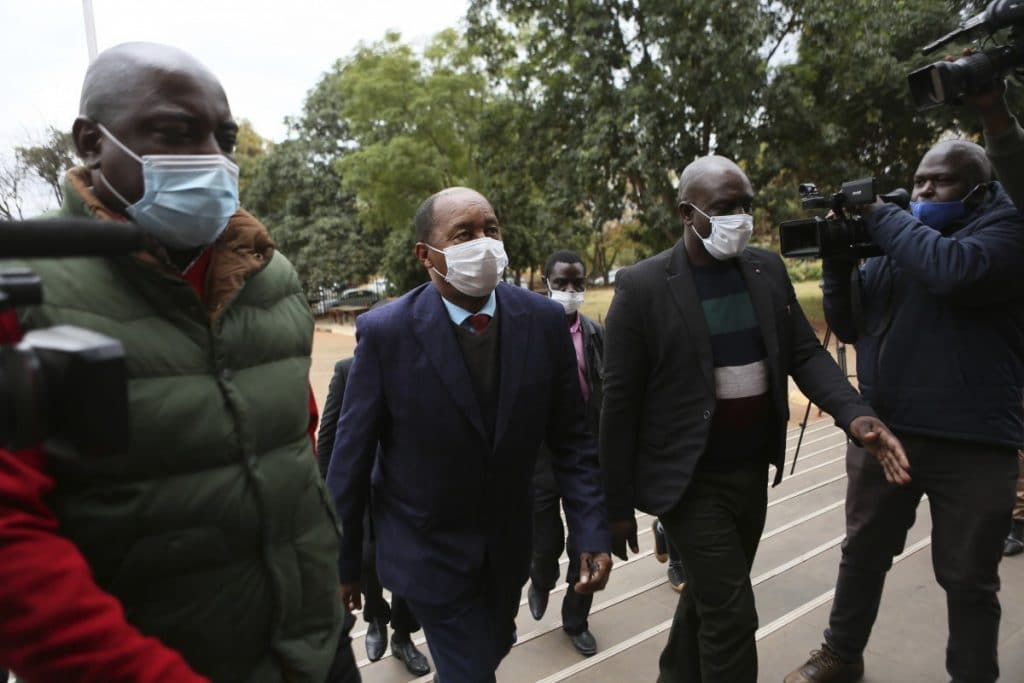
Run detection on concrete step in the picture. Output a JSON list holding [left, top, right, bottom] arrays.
[[354, 423, 1024, 682]]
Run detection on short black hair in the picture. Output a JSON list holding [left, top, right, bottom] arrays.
[[414, 193, 440, 244], [543, 250, 585, 278]]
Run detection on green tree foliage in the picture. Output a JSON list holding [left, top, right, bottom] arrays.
[[756, 1, 1024, 231], [15, 126, 76, 205], [242, 132, 380, 292], [468, 0, 785, 253], [320, 29, 571, 291], [234, 119, 269, 199], [244, 0, 1024, 295]]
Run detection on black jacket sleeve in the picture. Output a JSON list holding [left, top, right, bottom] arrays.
[[598, 269, 646, 520], [316, 358, 353, 480]]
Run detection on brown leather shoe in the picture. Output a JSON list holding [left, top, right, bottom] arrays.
[[784, 647, 864, 683]]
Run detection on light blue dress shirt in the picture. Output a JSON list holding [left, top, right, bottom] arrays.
[[440, 289, 497, 326]]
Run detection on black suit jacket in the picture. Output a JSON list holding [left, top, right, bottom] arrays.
[[326, 283, 609, 605], [317, 358, 353, 481], [599, 242, 875, 520]]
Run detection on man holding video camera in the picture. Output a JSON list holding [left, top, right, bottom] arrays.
[[786, 139, 1024, 683]]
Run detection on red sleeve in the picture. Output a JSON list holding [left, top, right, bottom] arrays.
[[308, 384, 319, 454], [0, 315, 206, 682]]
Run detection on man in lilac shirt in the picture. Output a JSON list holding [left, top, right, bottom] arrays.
[[525, 250, 606, 656]]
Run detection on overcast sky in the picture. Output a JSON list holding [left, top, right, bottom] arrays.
[[0, 0, 470, 153]]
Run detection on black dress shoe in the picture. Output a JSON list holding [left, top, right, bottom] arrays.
[[391, 632, 431, 676], [567, 629, 597, 656], [364, 618, 387, 662], [528, 583, 549, 620]]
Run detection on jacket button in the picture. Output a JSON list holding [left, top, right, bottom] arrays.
[[703, 409, 711, 420]]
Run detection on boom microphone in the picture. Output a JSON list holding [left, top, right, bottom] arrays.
[[0, 219, 146, 259]]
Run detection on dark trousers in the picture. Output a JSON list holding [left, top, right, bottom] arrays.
[[825, 436, 1017, 683], [531, 484, 593, 634], [361, 510, 419, 634], [657, 462, 768, 683], [405, 564, 521, 683]]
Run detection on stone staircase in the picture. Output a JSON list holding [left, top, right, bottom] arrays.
[[354, 420, 1024, 682]]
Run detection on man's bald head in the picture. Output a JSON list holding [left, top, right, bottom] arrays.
[[922, 139, 993, 188], [675, 155, 755, 263], [912, 139, 994, 208], [677, 155, 749, 206], [414, 187, 493, 244], [79, 42, 225, 125], [72, 42, 237, 221]]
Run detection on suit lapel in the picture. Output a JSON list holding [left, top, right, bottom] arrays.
[[494, 284, 530, 446], [666, 241, 715, 395], [739, 251, 781, 371], [411, 287, 487, 439]]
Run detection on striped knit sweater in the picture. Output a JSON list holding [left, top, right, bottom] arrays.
[[691, 259, 775, 465]]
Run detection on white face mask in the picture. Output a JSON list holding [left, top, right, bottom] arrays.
[[690, 205, 753, 261], [427, 237, 508, 297], [549, 288, 585, 315]]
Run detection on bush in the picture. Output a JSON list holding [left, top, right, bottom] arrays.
[[785, 258, 823, 283]]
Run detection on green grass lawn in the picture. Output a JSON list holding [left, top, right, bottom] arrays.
[[581, 279, 825, 328]]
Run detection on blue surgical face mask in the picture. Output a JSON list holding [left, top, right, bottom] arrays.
[[96, 123, 240, 250], [910, 184, 985, 232]]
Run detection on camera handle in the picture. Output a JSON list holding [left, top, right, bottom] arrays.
[[789, 325, 851, 475]]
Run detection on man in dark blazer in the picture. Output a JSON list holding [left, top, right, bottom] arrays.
[[600, 156, 907, 683], [526, 250, 605, 656], [317, 354, 430, 678], [327, 187, 612, 683]]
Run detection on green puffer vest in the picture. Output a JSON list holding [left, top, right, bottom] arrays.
[[18, 183, 343, 682]]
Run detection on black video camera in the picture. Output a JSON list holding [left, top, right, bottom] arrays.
[[0, 219, 146, 455], [908, 0, 1024, 110], [778, 178, 910, 260]]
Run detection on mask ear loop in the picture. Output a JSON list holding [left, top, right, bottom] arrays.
[[93, 122, 144, 211], [423, 243, 450, 283], [684, 202, 709, 242], [963, 182, 990, 205], [95, 123, 144, 164]]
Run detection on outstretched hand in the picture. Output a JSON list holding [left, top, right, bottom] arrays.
[[850, 416, 911, 485]]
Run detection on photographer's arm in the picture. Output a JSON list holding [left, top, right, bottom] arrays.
[[966, 81, 1024, 210], [984, 117, 1024, 211], [821, 258, 860, 344], [0, 448, 206, 682], [781, 265, 911, 484], [867, 203, 1024, 301]]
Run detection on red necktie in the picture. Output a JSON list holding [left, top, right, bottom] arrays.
[[466, 313, 491, 333]]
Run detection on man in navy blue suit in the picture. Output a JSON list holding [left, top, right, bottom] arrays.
[[326, 187, 612, 682]]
